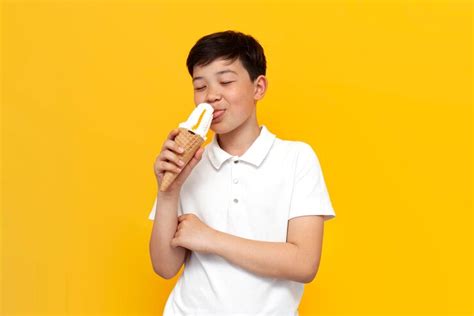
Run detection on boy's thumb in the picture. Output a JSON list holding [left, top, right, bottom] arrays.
[[179, 147, 204, 178], [188, 147, 204, 168]]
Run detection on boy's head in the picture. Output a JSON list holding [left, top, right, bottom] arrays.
[[186, 30, 268, 135], [186, 30, 266, 82]]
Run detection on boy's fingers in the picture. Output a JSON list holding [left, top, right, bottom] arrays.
[[168, 128, 180, 139], [170, 237, 177, 248]]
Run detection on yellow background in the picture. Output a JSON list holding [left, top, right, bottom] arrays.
[[1, 0, 472, 315]]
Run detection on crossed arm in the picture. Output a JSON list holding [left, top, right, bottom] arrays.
[[172, 214, 325, 284]]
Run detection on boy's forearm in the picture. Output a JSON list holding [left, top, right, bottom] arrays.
[[209, 230, 313, 283], [149, 191, 187, 279]]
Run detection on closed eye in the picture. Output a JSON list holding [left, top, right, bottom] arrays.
[[194, 81, 234, 91]]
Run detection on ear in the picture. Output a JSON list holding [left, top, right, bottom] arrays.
[[253, 75, 267, 101]]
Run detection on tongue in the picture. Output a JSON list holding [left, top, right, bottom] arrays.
[[213, 110, 224, 118]]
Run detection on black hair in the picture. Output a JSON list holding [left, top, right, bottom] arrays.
[[186, 30, 266, 82]]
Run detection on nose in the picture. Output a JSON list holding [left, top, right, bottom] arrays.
[[205, 85, 222, 104]]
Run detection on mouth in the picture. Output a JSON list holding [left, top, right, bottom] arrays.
[[212, 110, 226, 120]]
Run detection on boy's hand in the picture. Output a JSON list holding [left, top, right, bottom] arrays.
[[170, 214, 217, 254]]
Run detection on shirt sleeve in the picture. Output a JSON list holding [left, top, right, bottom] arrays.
[[288, 142, 336, 222], [148, 195, 183, 220]]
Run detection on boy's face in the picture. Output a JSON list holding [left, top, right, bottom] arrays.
[[192, 57, 266, 134]]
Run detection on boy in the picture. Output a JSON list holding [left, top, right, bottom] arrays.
[[148, 30, 336, 316]]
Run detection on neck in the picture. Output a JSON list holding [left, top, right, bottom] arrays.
[[217, 113, 261, 157]]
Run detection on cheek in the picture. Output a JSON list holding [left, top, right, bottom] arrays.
[[193, 94, 202, 104], [228, 87, 250, 105], [225, 88, 239, 100]]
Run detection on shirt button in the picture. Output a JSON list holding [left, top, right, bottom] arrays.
[[233, 198, 239, 203], [234, 160, 239, 164], [233, 178, 239, 184]]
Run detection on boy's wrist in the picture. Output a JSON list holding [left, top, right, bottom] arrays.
[[157, 189, 180, 201], [206, 229, 223, 255]]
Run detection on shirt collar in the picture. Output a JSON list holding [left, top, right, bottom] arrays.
[[207, 125, 276, 170]]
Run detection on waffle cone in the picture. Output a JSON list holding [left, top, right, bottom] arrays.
[[160, 128, 204, 192]]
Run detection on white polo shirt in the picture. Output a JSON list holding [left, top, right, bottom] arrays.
[[148, 125, 336, 316]]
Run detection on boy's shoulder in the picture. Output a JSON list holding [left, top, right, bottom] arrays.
[[273, 135, 315, 156], [271, 136, 321, 169]]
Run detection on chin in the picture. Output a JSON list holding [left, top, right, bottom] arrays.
[[210, 120, 223, 129], [212, 118, 244, 134], [210, 126, 224, 134]]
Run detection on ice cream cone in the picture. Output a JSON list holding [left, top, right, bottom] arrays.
[[159, 102, 214, 191]]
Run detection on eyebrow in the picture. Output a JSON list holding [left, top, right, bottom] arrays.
[[192, 69, 238, 82]]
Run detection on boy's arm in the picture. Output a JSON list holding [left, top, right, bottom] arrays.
[[209, 215, 324, 283], [149, 191, 188, 279]]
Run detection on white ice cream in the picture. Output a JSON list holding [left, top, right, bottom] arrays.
[[178, 102, 214, 140]]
